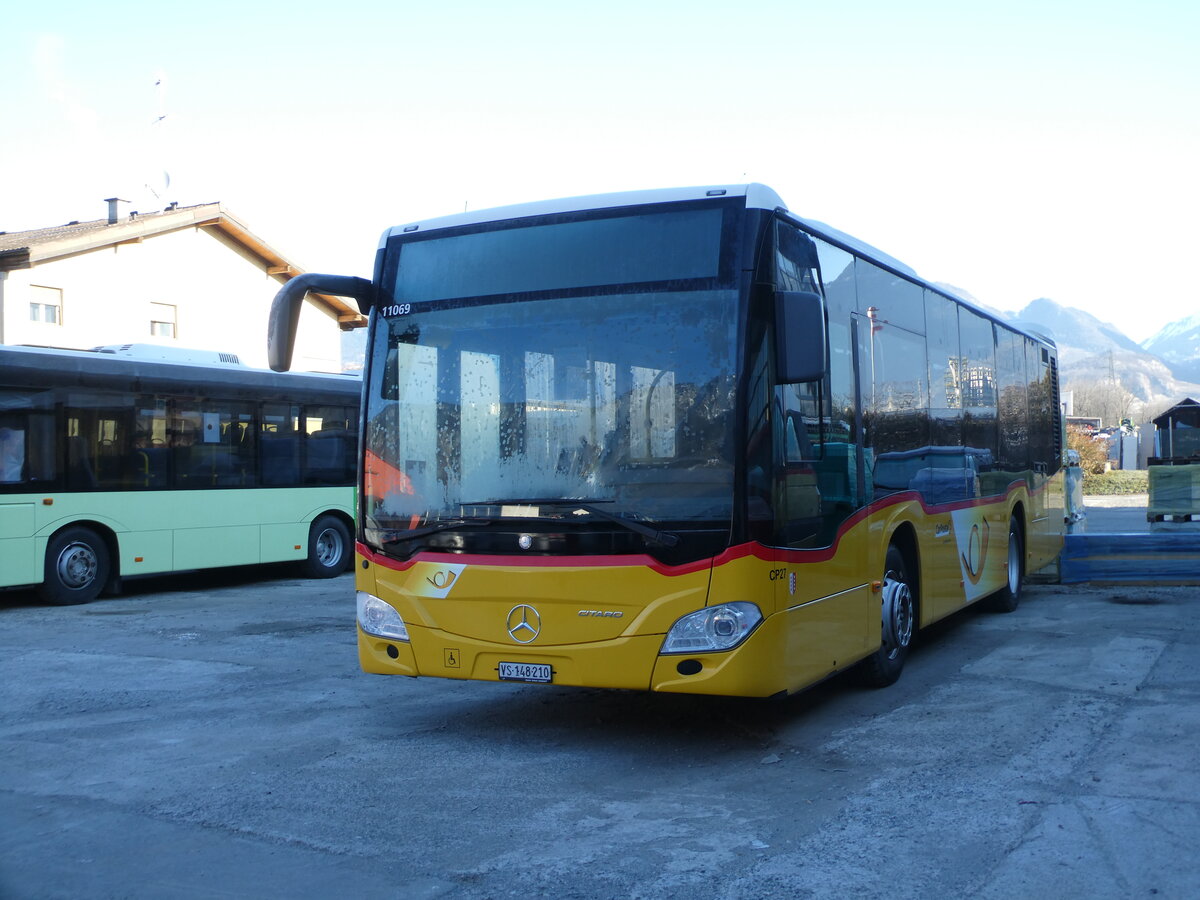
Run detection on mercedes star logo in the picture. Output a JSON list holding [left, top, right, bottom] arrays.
[[506, 604, 541, 643]]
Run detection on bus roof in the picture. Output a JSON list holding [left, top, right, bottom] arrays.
[[91, 343, 247, 366], [380, 183, 921, 286], [0, 345, 361, 406], [379, 184, 787, 245], [379, 184, 1055, 350]]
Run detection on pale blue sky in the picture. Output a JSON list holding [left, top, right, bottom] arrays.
[[3, 0, 1197, 342]]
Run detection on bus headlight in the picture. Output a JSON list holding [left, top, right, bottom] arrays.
[[661, 602, 762, 654], [356, 591, 409, 641]]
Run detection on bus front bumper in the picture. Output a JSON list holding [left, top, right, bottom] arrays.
[[357, 611, 792, 698]]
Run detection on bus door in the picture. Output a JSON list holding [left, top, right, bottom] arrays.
[[771, 222, 872, 676]]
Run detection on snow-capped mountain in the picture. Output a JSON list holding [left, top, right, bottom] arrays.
[[1142, 314, 1200, 384], [1006, 298, 1144, 365], [999, 299, 1199, 412]]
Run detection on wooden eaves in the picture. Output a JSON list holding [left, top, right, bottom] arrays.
[[0, 202, 368, 331]]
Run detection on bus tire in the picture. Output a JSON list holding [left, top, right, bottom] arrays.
[[39, 526, 111, 606], [858, 544, 916, 688], [301, 515, 351, 578], [988, 515, 1024, 613]]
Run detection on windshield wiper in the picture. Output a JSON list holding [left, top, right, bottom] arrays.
[[379, 517, 492, 545], [463, 498, 680, 548]]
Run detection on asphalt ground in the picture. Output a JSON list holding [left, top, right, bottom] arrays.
[[1080, 493, 1152, 533], [2, 562, 1198, 899]]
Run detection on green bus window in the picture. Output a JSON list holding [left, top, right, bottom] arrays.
[[0, 398, 57, 489], [64, 392, 135, 491], [169, 404, 203, 488], [0, 419, 25, 483], [217, 404, 257, 487], [167, 401, 256, 488], [261, 403, 301, 486], [134, 398, 169, 489], [303, 405, 356, 485]]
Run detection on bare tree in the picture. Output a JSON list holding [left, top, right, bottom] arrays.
[[1065, 379, 1142, 426]]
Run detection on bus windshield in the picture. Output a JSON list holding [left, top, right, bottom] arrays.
[[363, 211, 740, 553]]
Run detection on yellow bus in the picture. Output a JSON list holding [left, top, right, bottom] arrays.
[[270, 184, 1065, 697]]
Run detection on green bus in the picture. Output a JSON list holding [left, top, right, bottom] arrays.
[[0, 344, 360, 604]]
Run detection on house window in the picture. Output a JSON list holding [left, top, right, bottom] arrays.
[[30, 285, 63, 325], [150, 302, 177, 338]]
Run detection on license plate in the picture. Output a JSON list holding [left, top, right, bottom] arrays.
[[498, 661, 553, 683]]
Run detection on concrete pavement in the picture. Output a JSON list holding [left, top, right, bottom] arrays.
[[1, 567, 1198, 898], [1078, 493, 1151, 533]]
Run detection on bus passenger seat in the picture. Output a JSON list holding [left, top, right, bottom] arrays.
[[66, 436, 98, 490]]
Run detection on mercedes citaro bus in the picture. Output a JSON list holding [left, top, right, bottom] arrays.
[[269, 184, 1064, 697]]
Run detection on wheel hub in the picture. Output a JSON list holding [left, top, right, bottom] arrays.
[[1007, 535, 1021, 594], [57, 542, 98, 589], [881, 571, 914, 658], [315, 528, 343, 566]]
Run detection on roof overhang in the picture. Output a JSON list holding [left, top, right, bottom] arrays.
[[0, 204, 367, 330]]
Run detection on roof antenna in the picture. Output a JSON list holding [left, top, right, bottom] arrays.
[[145, 71, 171, 204]]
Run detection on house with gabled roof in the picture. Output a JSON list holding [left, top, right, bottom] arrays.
[[0, 199, 365, 372]]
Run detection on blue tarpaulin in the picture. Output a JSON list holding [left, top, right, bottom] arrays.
[[1060, 533, 1200, 584]]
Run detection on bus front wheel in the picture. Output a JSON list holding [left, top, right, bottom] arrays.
[[302, 515, 351, 578], [40, 527, 111, 606], [858, 544, 916, 688]]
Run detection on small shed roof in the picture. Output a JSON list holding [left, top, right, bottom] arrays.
[[1152, 397, 1200, 430]]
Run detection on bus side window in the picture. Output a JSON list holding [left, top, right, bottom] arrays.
[[0, 419, 26, 483], [136, 447, 169, 488], [134, 398, 169, 488], [66, 435, 98, 490], [773, 383, 823, 544], [775, 222, 820, 293], [302, 405, 357, 485], [813, 236, 861, 514], [261, 435, 299, 485], [261, 404, 301, 486], [220, 405, 257, 486]]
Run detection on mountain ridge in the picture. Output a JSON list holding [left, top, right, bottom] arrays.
[[1006, 298, 1200, 415], [1142, 313, 1200, 383]]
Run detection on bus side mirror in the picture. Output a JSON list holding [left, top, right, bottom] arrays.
[[775, 290, 826, 383], [268, 273, 374, 372]]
